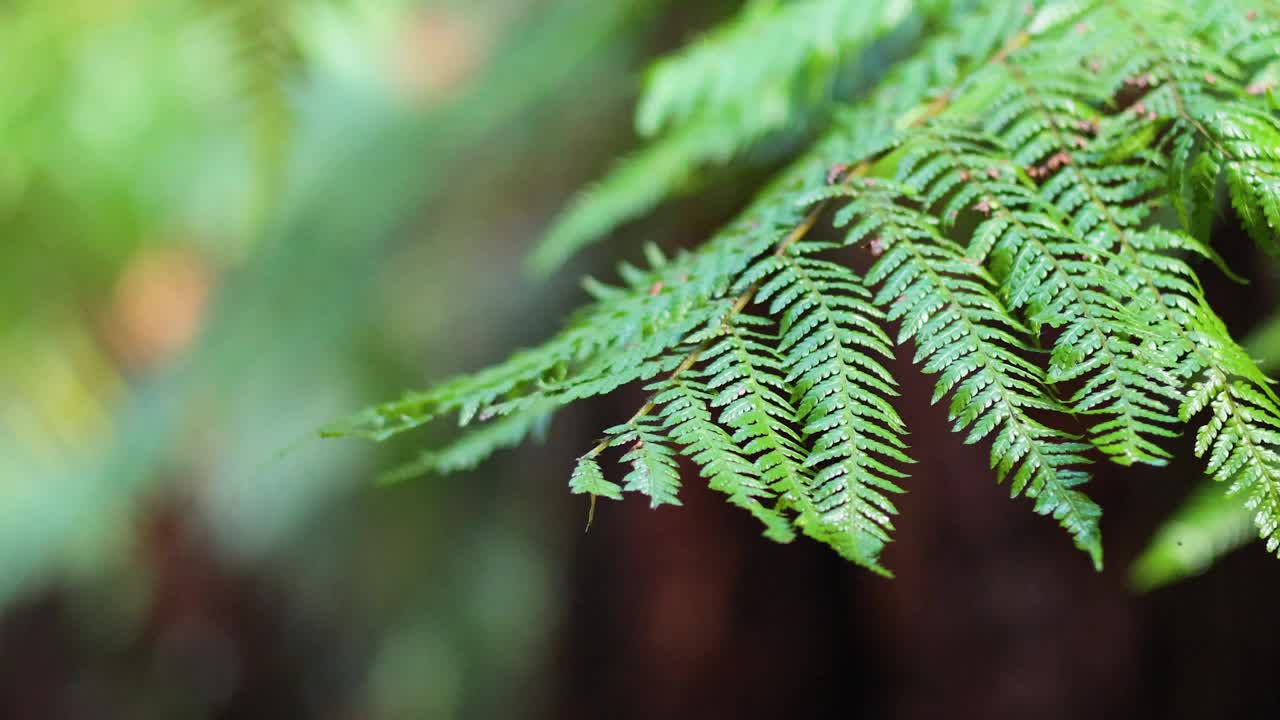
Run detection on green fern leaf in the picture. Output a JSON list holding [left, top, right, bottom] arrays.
[[530, 0, 975, 272], [378, 403, 556, 485], [334, 0, 1280, 578], [636, 0, 933, 138], [844, 182, 1104, 567], [608, 417, 684, 508], [761, 251, 911, 556], [569, 456, 623, 502], [654, 375, 795, 541]]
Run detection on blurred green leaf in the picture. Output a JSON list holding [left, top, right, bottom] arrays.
[[1129, 313, 1280, 590]]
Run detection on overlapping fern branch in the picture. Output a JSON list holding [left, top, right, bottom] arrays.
[[331, 0, 1280, 573], [528, 0, 958, 273]]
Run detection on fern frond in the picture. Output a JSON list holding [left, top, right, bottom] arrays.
[[636, 0, 935, 138], [701, 316, 812, 501], [752, 249, 912, 566], [1097, 0, 1280, 254], [530, 0, 965, 272], [1214, 105, 1280, 252], [1078, 1, 1280, 552], [1180, 312, 1280, 556], [1134, 305, 1280, 586], [336, 0, 1280, 575], [607, 415, 684, 508], [836, 182, 1104, 566], [896, 125, 1184, 467], [378, 402, 556, 485], [545, 0, 1055, 566], [570, 455, 623, 501], [654, 374, 796, 541], [699, 311, 901, 571]]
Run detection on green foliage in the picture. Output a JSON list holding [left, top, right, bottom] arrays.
[[1131, 315, 1280, 588], [529, 0, 958, 272], [194, 0, 310, 217], [334, 0, 1280, 575], [1130, 480, 1258, 590], [848, 179, 1105, 566]]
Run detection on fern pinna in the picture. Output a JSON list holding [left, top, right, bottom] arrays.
[[329, 0, 1280, 574]]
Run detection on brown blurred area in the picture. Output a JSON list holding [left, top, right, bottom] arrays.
[[550, 419, 1280, 719], [549, 254, 1280, 719], [6, 341, 1280, 720], [557, 214, 1280, 719]]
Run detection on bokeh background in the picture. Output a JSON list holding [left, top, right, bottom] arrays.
[[2, 1, 1279, 718]]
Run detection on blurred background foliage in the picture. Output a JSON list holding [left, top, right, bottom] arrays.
[[3, 0, 1280, 718], [0, 0, 729, 715]]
